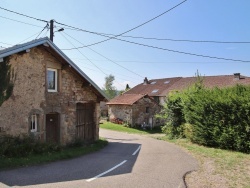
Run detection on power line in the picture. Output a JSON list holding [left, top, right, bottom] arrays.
[[17, 31, 44, 44], [80, 65, 139, 84], [0, 41, 12, 46], [59, 32, 108, 76], [73, 59, 142, 81], [59, 32, 132, 88], [36, 23, 49, 39], [0, 6, 48, 23], [114, 37, 250, 63], [55, 0, 187, 47], [79, 31, 250, 44], [71, 58, 249, 64], [63, 25, 250, 44], [0, 15, 44, 28], [62, 32, 250, 63], [63, 31, 144, 78]]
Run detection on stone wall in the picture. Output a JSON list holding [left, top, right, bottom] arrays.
[[108, 97, 160, 127], [0, 46, 101, 145], [132, 97, 160, 127], [108, 105, 132, 125]]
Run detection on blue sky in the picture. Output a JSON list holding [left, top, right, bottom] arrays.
[[0, 0, 250, 90]]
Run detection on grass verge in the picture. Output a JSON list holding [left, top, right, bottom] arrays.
[[159, 137, 250, 188], [0, 138, 108, 170], [100, 121, 162, 135]]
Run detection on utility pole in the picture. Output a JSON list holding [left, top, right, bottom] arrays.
[[50, 19, 54, 42]]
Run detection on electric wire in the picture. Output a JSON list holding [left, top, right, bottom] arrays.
[[63, 31, 144, 78], [55, 0, 187, 47], [0, 15, 44, 28], [36, 23, 49, 39], [0, 41, 12, 46], [74, 59, 141, 81], [59, 32, 108, 76], [112, 38, 250, 63], [62, 32, 250, 63], [80, 65, 138, 84], [63, 27, 250, 44], [17, 31, 44, 44], [0, 6, 48, 23], [71, 58, 249, 64], [59, 32, 130, 88]]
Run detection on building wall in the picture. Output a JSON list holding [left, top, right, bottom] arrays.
[[108, 105, 132, 125], [132, 97, 160, 127], [159, 96, 166, 106], [108, 97, 160, 127], [0, 47, 100, 144]]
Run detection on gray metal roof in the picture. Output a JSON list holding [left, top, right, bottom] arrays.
[[0, 37, 107, 100]]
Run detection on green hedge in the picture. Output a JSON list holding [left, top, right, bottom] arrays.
[[0, 135, 61, 158], [159, 84, 250, 153]]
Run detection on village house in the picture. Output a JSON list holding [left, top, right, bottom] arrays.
[[106, 94, 160, 128], [107, 74, 250, 127], [0, 37, 107, 145]]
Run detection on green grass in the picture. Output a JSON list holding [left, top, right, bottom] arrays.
[[100, 121, 163, 135], [0, 138, 108, 170]]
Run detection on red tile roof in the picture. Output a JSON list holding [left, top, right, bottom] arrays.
[[125, 77, 182, 96], [126, 74, 250, 97], [106, 94, 147, 105]]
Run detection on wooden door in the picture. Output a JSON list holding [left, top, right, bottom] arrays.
[[76, 103, 95, 142], [46, 113, 59, 143]]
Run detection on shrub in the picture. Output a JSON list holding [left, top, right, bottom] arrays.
[[0, 135, 61, 158], [183, 85, 250, 153], [158, 78, 250, 153]]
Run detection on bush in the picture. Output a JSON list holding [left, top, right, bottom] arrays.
[[0, 135, 61, 158], [183, 84, 250, 153], [158, 79, 250, 153]]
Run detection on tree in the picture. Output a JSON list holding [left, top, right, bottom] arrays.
[[125, 84, 130, 91], [103, 74, 117, 99]]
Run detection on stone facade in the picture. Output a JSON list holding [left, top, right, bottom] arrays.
[[0, 46, 103, 145], [108, 97, 160, 127]]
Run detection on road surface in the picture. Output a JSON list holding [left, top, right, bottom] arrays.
[[0, 129, 197, 188]]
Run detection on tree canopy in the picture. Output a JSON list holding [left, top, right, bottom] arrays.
[[103, 74, 117, 99]]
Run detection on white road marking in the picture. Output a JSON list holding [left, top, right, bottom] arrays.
[[86, 160, 127, 182], [132, 145, 141, 156]]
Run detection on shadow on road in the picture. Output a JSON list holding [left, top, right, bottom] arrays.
[[0, 142, 140, 186]]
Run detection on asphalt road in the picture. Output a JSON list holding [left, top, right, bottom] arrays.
[[0, 129, 197, 188]]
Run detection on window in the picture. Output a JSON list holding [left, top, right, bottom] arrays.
[[164, 80, 170, 84], [152, 89, 159, 93], [30, 114, 37, 132], [150, 81, 156, 85], [146, 107, 149, 113], [154, 96, 159, 104], [47, 68, 57, 92]]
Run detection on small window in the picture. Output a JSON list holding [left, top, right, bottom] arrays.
[[150, 81, 156, 85], [30, 115, 37, 132], [47, 68, 57, 92], [152, 89, 159, 93], [154, 96, 160, 104], [146, 107, 149, 113], [164, 80, 170, 84]]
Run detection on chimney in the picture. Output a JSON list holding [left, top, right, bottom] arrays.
[[143, 77, 149, 85], [234, 73, 240, 80]]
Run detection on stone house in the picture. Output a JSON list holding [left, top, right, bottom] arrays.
[[126, 74, 250, 105], [106, 94, 160, 128], [108, 74, 250, 127], [0, 37, 107, 145]]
